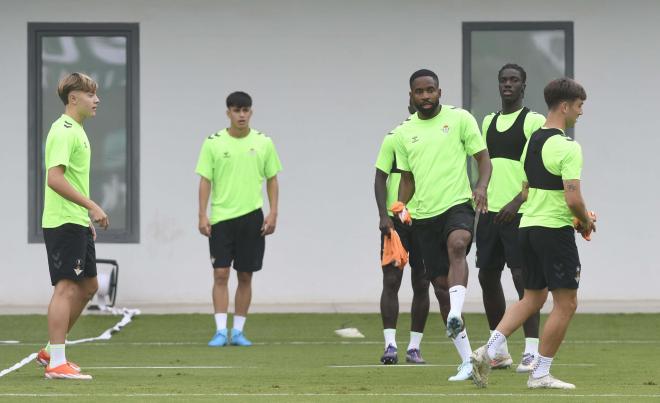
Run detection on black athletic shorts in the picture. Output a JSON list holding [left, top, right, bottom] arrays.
[[413, 202, 474, 279], [476, 212, 523, 271], [380, 216, 424, 272], [43, 223, 97, 286], [209, 209, 265, 272], [519, 226, 581, 291]]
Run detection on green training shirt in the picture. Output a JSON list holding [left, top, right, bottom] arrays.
[[393, 105, 486, 219], [520, 130, 583, 228], [482, 108, 545, 213], [42, 114, 92, 228], [196, 129, 282, 224], [374, 125, 419, 217]]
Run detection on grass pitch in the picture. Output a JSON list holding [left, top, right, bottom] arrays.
[[1, 312, 659, 402]]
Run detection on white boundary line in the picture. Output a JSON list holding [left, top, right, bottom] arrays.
[[85, 366, 248, 369], [0, 306, 140, 378], [2, 339, 659, 347], [0, 393, 658, 398], [328, 363, 595, 368]]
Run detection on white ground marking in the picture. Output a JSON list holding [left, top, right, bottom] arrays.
[[0, 307, 139, 378], [0, 393, 658, 398]]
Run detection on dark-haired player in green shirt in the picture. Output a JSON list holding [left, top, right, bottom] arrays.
[[394, 69, 492, 381], [197, 91, 282, 348], [472, 78, 594, 390], [476, 64, 545, 372], [375, 110, 430, 365]]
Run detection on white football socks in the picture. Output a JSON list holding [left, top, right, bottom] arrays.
[[453, 329, 472, 363], [383, 328, 397, 348], [531, 354, 553, 378], [490, 330, 510, 356], [448, 285, 466, 317], [525, 337, 539, 356], [214, 313, 227, 331], [486, 330, 506, 358], [233, 315, 247, 332], [49, 344, 66, 368], [408, 332, 423, 351]]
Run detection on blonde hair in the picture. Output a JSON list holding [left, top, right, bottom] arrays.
[[57, 72, 98, 105]]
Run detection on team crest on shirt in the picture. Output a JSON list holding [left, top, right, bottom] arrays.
[[210, 256, 216, 265], [574, 265, 581, 284], [442, 125, 450, 134], [73, 259, 83, 276]]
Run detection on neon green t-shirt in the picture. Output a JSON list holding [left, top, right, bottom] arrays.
[[42, 114, 92, 228], [520, 130, 583, 228], [196, 129, 282, 224], [482, 108, 545, 213], [374, 126, 419, 217], [393, 105, 486, 219]]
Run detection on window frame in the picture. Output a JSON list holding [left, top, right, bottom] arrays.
[[27, 22, 140, 243]]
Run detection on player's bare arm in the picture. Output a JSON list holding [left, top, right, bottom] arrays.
[[261, 175, 279, 236], [563, 179, 595, 235], [397, 171, 415, 205], [472, 149, 492, 214], [47, 165, 108, 229], [374, 169, 393, 234], [198, 176, 212, 237]]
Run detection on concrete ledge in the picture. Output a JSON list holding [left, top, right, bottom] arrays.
[[2, 300, 660, 314]]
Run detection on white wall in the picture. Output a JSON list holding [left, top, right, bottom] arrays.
[[1, 0, 659, 311]]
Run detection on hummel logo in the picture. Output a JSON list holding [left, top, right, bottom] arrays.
[[223, 152, 230, 158], [411, 136, 419, 143], [64, 121, 72, 128]]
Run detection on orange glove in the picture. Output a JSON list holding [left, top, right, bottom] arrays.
[[390, 201, 412, 225], [381, 229, 409, 270], [573, 211, 597, 241]]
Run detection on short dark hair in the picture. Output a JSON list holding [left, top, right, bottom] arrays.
[[543, 78, 587, 109], [498, 63, 527, 83], [409, 69, 439, 88], [226, 91, 252, 108]]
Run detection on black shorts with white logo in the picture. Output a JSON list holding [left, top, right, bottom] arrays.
[[209, 209, 265, 272], [413, 202, 474, 279], [519, 226, 581, 291], [476, 212, 523, 271], [380, 216, 424, 273], [44, 223, 97, 286]]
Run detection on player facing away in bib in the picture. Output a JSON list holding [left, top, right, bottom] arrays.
[[196, 91, 282, 348], [471, 78, 594, 390], [39, 72, 109, 380], [476, 64, 545, 372], [375, 100, 431, 365], [393, 69, 493, 381]]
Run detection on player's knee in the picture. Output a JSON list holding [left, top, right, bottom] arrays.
[[382, 269, 402, 292], [411, 276, 429, 295], [213, 272, 229, 286], [237, 272, 253, 286], [447, 237, 468, 258]]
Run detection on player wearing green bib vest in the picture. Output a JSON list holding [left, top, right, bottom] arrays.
[[196, 92, 282, 348], [39, 73, 108, 380], [394, 69, 492, 381], [375, 103, 430, 365], [476, 64, 545, 372], [472, 78, 594, 390]]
